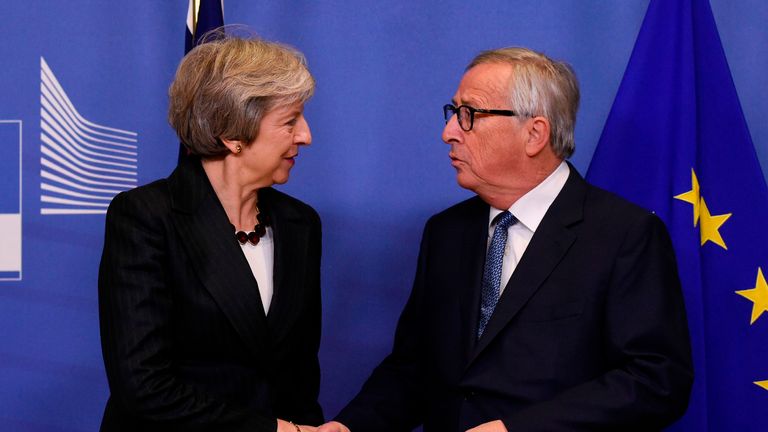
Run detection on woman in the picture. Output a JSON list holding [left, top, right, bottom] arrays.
[[98, 34, 322, 432]]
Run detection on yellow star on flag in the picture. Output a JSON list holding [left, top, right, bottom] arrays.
[[735, 267, 768, 325], [698, 197, 731, 249], [674, 168, 701, 226], [755, 381, 768, 391]]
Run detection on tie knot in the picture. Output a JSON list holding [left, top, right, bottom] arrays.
[[493, 211, 516, 231]]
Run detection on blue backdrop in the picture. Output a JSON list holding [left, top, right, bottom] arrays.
[[0, 1, 766, 431]]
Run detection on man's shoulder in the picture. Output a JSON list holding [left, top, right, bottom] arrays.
[[583, 181, 655, 220], [559, 163, 653, 220], [427, 195, 486, 227], [579, 181, 669, 239]]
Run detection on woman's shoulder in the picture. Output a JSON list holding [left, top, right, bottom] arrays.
[[261, 187, 320, 225], [107, 178, 172, 220]]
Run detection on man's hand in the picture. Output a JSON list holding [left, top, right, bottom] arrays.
[[316, 421, 351, 432], [466, 419, 508, 432]]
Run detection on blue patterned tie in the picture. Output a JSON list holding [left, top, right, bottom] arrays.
[[478, 211, 517, 339]]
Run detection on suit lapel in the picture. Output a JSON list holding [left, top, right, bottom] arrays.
[[261, 188, 309, 344], [458, 197, 492, 364], [467, 166, 586, 367], [168, 158, 269, 359]]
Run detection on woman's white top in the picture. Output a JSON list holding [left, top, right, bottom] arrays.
[[238, 226, 274, 314]]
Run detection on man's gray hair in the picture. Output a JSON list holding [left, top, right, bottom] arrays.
[[468, 47, 579, 158]]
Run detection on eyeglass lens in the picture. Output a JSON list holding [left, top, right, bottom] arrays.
[[444, 105, 473, 131]]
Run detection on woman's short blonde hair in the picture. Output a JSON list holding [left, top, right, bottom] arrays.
[[168, 32, 315, 157], [468, 47, 579, 159]]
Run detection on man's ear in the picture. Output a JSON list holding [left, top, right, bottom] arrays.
[[525, 116, 551, 157]]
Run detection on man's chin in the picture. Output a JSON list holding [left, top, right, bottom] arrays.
[[455, 174, 479, 193]]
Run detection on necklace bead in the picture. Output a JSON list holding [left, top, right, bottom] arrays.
[[234, 205, 270, 246]]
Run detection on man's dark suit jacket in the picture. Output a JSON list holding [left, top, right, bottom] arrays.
[[336, 166, 693, 431], [98, 158, 323, 431]]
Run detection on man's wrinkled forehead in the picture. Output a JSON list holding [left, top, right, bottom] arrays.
[[453, 63, 514, 106]]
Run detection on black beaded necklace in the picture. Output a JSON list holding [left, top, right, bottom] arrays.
[[235, 206, 271, 246]]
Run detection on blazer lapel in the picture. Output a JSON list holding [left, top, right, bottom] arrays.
[[168, 158, 269, 359], [261, 188, 310, 344], [467, 166, 586, 367]]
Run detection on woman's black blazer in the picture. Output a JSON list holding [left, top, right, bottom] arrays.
[[98, 157, 323, 431]]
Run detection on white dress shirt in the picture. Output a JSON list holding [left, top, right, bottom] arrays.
[[239, 226, 274, 314], [488, 161, 570, 295]]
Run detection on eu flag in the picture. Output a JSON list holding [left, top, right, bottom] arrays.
[[179, 0, 225, 162], [587, 0, 768, 430]]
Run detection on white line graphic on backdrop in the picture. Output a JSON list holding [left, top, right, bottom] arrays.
[[39, 57, 138, 215], [0, 120, 22, 281]]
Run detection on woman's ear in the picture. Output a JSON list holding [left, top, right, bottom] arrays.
[[220, 138, 243, 154]]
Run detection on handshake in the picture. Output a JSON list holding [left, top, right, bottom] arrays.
[[278, 419, 507, 432], [277, 420, 349, 432]]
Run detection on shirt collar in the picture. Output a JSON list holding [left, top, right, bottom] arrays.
[[488, 161, 570, 232]]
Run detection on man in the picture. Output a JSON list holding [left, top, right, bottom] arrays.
[[318, 47, 693, 432]]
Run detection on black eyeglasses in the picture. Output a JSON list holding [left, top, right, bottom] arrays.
[[443, 104, 517, 132]]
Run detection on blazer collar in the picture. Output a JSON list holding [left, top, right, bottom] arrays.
[[168, 158, 270, 358], [466, 162, 586, 368], [259, 187, 311, 342]]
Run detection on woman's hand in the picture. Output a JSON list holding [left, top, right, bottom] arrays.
[[277, 419, 318, 432]]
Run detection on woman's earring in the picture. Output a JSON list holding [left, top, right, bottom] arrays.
[[235, 144, 242, 154]]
